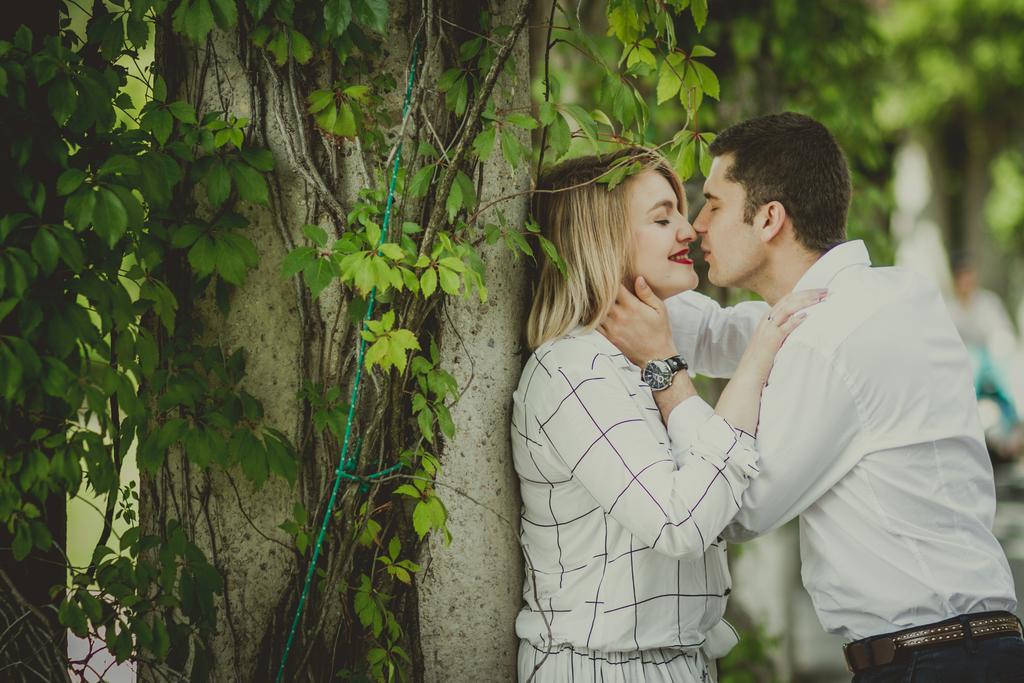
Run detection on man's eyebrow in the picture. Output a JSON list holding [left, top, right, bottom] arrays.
[[703, 192, 719, 200], [646, 199, 675, 213]]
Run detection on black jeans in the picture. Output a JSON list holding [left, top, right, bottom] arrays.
[[852, 634, 1024, 683]]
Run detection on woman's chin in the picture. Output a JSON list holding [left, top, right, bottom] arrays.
[[656, 273, 699, 299]]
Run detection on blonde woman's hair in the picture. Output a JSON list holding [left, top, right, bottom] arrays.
[[527, 147, 685, 349]]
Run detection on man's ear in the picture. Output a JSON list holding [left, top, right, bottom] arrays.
[[755, 200, 787, 244]]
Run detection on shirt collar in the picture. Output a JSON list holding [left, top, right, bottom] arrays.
[[792, 240, 872, 291], [567, 325, 636, 369]]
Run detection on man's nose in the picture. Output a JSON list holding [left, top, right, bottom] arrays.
[[692, 210, 708, 234]]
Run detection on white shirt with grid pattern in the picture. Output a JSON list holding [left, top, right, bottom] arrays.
[[511, 327, 758, 656], [666, 240, 1017, 641]]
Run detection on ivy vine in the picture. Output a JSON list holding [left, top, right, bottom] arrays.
[[0, 0, 721, 681]]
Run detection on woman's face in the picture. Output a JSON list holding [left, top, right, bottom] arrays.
[[626, 169, 698, 299]]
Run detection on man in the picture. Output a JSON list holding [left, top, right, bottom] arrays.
[[600, 112, 1022, 681]]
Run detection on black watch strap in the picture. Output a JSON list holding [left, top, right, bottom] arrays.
[[664, 355, 688, 373]]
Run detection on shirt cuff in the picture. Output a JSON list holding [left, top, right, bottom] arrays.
[[666, 394, 715, 451], [696, 414, 760, 480]]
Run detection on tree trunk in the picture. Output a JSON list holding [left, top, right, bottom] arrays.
[[416, 3, 532, 676], [142, 2, 530, 680]]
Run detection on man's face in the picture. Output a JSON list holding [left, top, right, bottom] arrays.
[[693, 154, 766, 289]]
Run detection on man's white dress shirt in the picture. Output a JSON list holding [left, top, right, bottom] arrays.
[[511, 326, 759, 668], [667, 240, 1017, 641]]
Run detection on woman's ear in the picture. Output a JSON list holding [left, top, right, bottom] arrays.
[[756, 200, 787, 244]]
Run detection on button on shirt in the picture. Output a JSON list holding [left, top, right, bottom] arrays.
[[667, 241, 1017, 641], [511, 328, 759, 655]]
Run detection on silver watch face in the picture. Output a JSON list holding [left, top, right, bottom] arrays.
[[642, 359, 672, 391]]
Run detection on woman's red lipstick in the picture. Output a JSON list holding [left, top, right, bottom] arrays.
[[669, 248, 693, 265]]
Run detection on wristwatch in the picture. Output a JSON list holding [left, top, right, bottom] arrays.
[[641, 355, 688, 391]]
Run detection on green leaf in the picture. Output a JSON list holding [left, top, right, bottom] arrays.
[[437, 266, 460, 295], [379, 243, 404, 260], [472, 126, 496, 160], [691, 45, 715, 58], [691, 0, 708, 31], [412, 500, 431, 539], [505, 113, 538, 130], [246, 0, 272, 21], [435, 403, 455, 438], [12, 520, 31, 560], [333, 102, 357, 137], [364, 337, 390, 370], [188, 235, 217, 277], [445, 181, 463, 221], [324, 0, 353, 37], [691, 60, 720, 100], [206, 161, 231, 208], [266, 27, 288, 65], [31, 228, 59, 274], [290, 30, 313, 64], [303, 224, 329, 247], [657, 54, 684, 105], [174, 0, 215, 43], [48, 75, 77, 125], [563, 104, 599, 149], [170, 223, 204, 249], [0, 300, 16, 325], [229, 160, 268, 204], [420, 267, 437, 297], [57, 169, 86, 197], [153, 75, 167, 102], [142, 107, 173, 146], [93, 188, 128, 247], [210, 0, 238, 29], [308, 89, 334, 115], [238, 434, 269, 487], [64, 187, 95, 229], [153, 618, 170, 659], [675, 137, 697, 180], [499, 129, 521, 168], [241, 147, 274, 171], [212, 235, 251, 285], [408, 164, 435, 198], [282, 246, 316, 277], [99, 155, 140, 177], [545, 115, 571, 162], [168, 100, 198, 124], [353, 0, 388, 33], [698, 138, 712, 178], [303, 256, 337, 299]]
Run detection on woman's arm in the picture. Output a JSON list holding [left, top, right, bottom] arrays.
[[529, 344, 760, 560]]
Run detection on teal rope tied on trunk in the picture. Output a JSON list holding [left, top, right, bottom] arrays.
[[275, 39, 421, 683]]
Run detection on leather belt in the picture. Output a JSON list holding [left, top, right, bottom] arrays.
[[842, 611, 1023, 674]]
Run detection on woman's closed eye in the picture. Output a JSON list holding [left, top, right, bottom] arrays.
[[655, 219, 671, 226]]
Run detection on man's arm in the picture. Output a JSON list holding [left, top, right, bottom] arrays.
[[665, 290, 769, 378], [725, 339, 863, 540]]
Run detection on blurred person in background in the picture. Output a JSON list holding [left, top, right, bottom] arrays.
[[948, 254, 1023, 461]]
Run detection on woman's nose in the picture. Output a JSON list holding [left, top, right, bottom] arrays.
[[676, 218, 695, 241]]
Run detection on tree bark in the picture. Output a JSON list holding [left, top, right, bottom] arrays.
[[416, 3, 532, 677], [143, 2, 530, 680]]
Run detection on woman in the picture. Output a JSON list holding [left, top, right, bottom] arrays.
[[512, 147, 823, 682]]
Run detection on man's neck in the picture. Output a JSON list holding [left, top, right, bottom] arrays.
[[753, 248, 823, 306]]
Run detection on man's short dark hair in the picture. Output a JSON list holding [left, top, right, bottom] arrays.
[[708, 112, 851, 253]]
